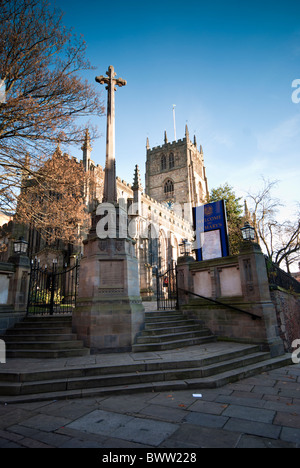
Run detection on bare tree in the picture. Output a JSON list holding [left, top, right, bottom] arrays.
[[246, 178, 300, 272], [273, 213, 300, 272], [0, 0, 104, 212]]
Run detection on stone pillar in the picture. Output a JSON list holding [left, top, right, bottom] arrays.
[[0, 253, 30, 335], [177, 255, 195, 307], [238, 241, 284, 357], [8, 253, 30, 313], [72, 208, 145, 353]]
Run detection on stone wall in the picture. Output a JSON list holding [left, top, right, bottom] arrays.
[[271, 289, 300, 352], [0, 258, 30, 334], [178, 256, 270, 347], [177, 242, 285, 357]]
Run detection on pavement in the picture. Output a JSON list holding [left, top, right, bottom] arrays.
[[0, 352, 299, 449]]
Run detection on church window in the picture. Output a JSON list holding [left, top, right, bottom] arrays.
[[164, 179, 174, 196], [169, 152, 174, 169], [161, 154, 166, 170]]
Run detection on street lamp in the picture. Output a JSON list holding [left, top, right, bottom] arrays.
[[180, 239, 192, 256], [13, 237, 28, 255], [241, 222, 255, 242]]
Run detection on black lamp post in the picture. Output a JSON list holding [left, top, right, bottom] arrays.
[[13, 237, 28, 255], [180, 239, 192, 256], [241, 222, 255, 242]]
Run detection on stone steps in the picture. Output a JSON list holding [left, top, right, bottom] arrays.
[[143, 324, 203, 334], [138, 329, 212, 343], [0, 345, 291, 403], [132, 335, 215, 352], [4, 334, 79, 342], [133, 309, 216, 352], [0, 309, 292, 403], [1, 315, 90, 359]]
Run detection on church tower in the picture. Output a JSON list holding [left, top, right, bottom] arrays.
[[145, 126, 209, 216]]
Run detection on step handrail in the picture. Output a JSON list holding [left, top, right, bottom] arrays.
[[178, 287, 262, 320]]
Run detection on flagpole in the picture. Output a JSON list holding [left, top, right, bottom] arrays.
[[173, 104, 177, 141]]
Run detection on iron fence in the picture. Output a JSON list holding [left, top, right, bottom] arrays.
[[27, 259, 80, 315], [266, 259, 300, 294], [156, 264, 178, 310]]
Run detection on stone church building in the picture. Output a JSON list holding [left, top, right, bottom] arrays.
[[145, 125, 208, 212], [5, 125, 209, 299]]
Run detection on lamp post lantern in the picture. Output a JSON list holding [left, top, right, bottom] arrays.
[[241, 222, 255, 242], [13, 237, 28, 255], [180, 239, 192, 256]]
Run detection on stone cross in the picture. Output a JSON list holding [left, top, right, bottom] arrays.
[[95, 66, 127, 203]]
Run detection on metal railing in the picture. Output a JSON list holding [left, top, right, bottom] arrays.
[[27, 259, 80, 315], [266, 259, 300, 294], [156, 265, 179, 310], [178, 287, 262, 320]]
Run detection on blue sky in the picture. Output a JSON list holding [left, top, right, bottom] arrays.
[[53, 0, 300, 222]]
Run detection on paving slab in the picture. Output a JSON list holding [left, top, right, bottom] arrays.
[[19, 413, 71, 433], [222, 404, 275, 424], [138, 403, 187, 422], [97, 394, 150, 414], [189, 399, 227, 415], [236, 434, 295, 448], [280, 427, 300, 445], [216, 394, 266, 409], [112, 417, 179, 447], [184, 412, 229, 428], [273, 411, 300, 429], [66, 409, 179, 447], [161, 423, 241, 448], [66, 409, 133, 436], [224, 418, 281, 439]]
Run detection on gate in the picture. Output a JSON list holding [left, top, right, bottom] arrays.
[[156, 264, 178, 310], [27, 259, 79, 315]]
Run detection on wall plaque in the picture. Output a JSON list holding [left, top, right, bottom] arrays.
[[99, 260, 124, 290]]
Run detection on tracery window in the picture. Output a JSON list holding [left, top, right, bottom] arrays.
[[164, 179, 174, 196], [169, 152, 174, 169], [161, 154, 167, 170]]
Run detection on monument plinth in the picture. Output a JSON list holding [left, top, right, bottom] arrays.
[[72, 67, 145, 353]]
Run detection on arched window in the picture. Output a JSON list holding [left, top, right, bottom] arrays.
[[169, 152, 174, 169], [161, 154, 166, 170], [164, 179, 174, 196], [159, 230, 168, 271]]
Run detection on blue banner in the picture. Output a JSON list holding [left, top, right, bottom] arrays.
[[193, 200, 229, 261]]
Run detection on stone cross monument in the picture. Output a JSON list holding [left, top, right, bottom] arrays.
[[72, 66, 145, 353], [95, 66, 126, 203]]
